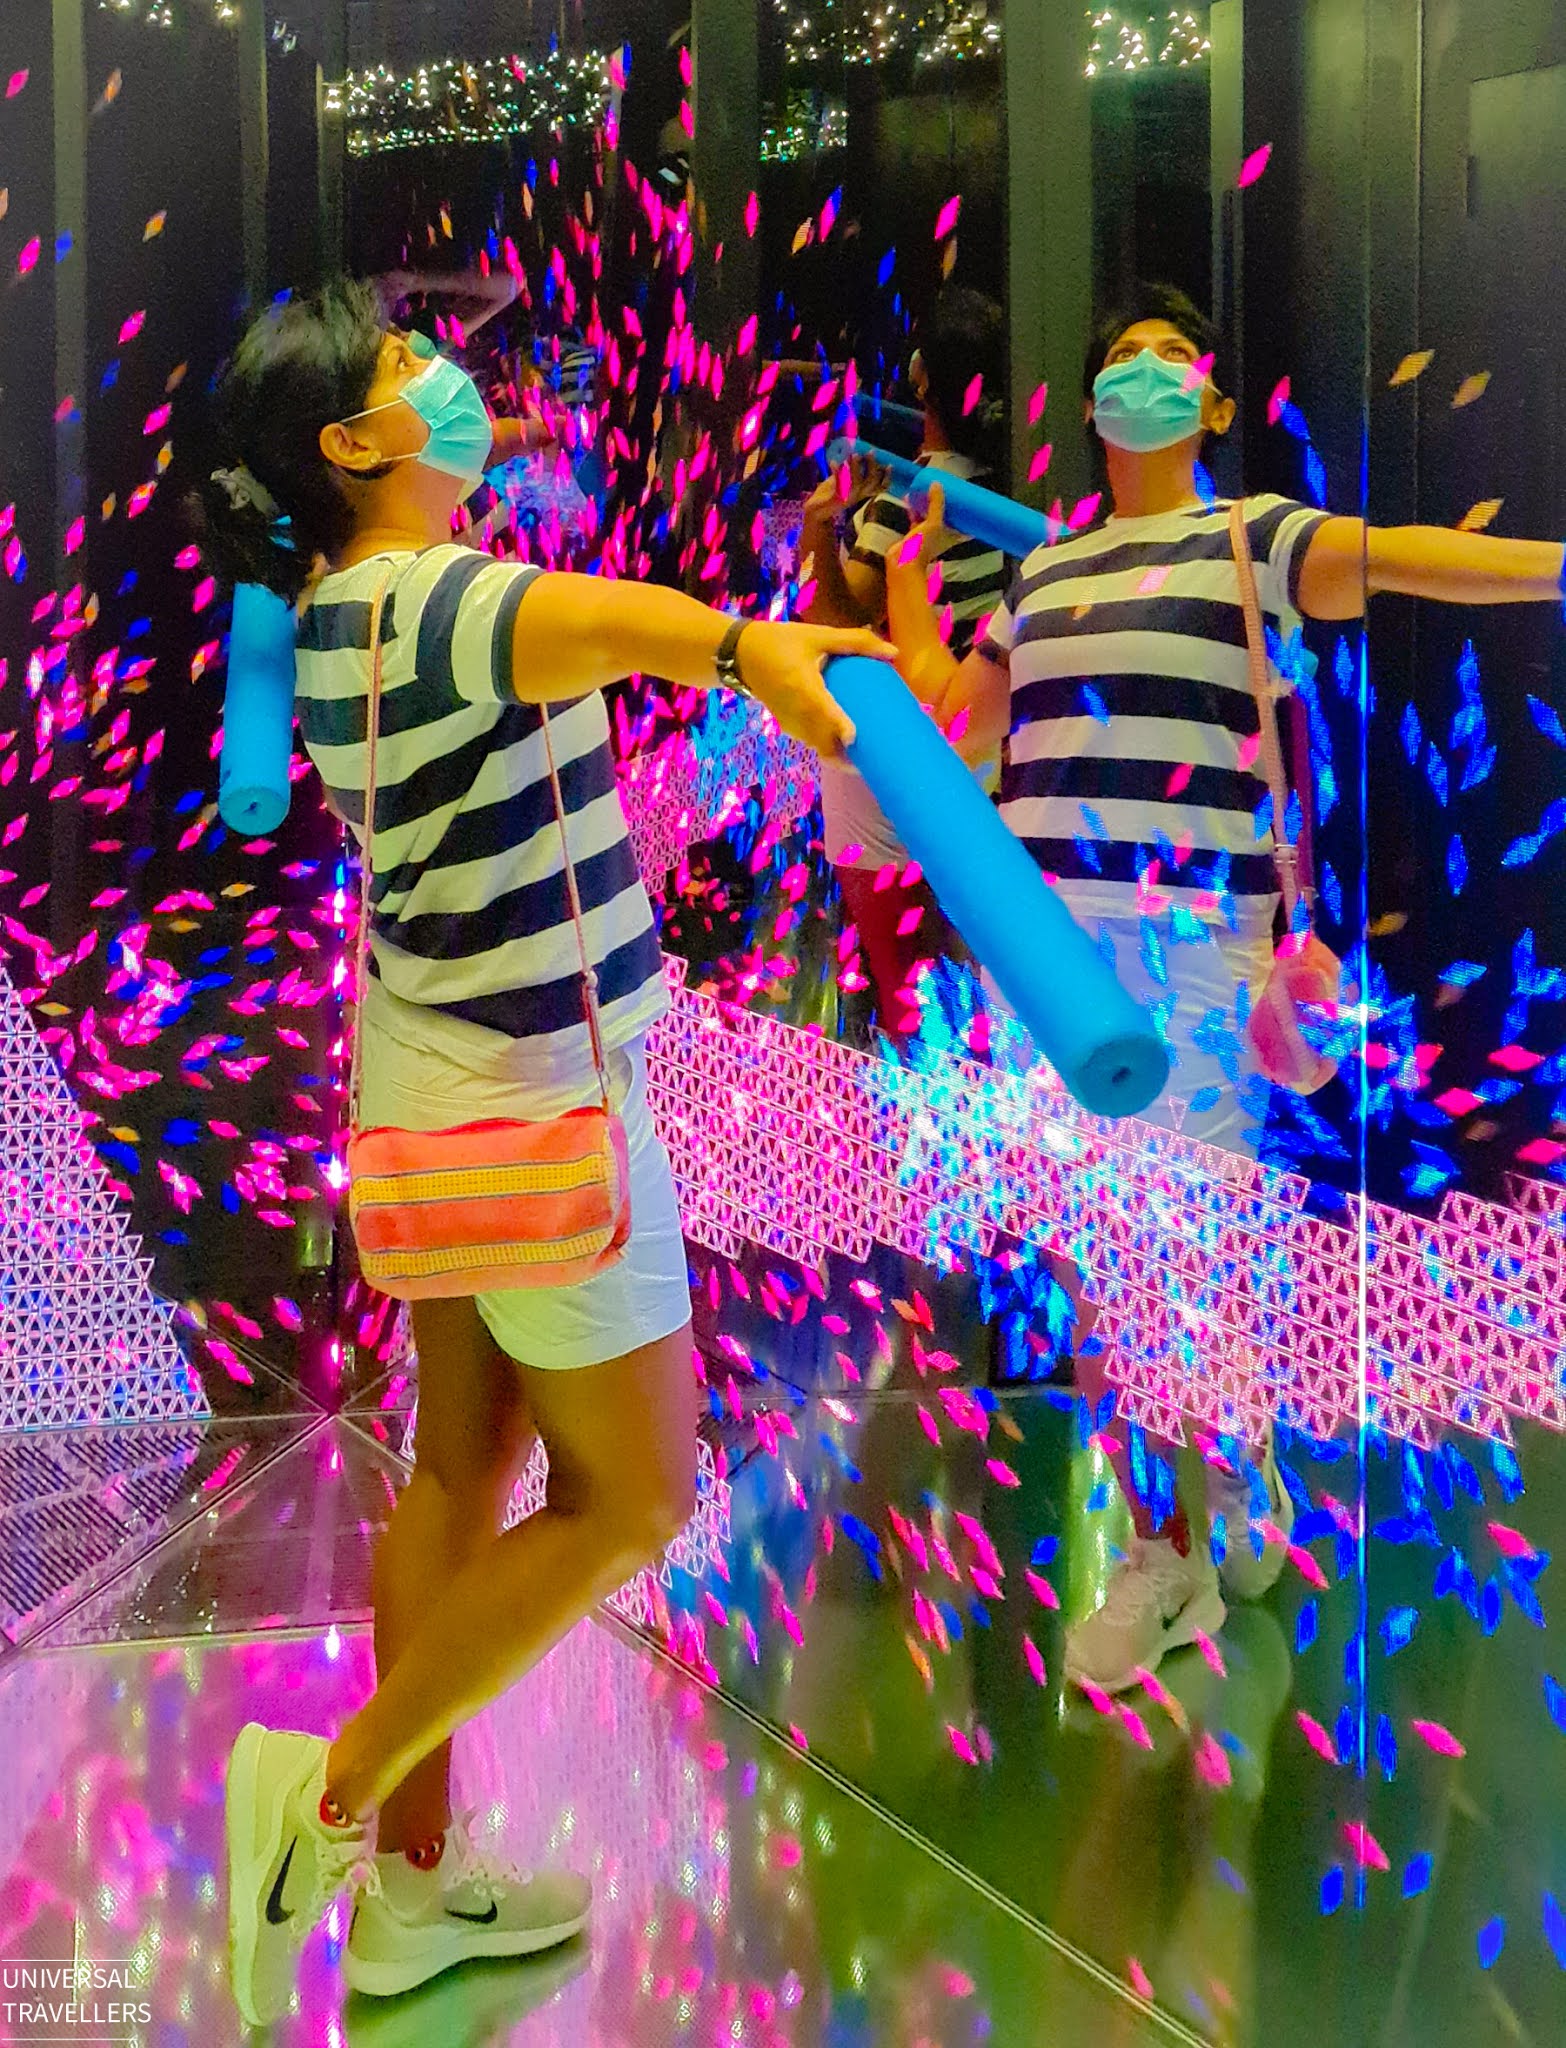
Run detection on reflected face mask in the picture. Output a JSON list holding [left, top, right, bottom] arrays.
[[343, 352, 494, 495], [1091, 348, 1207, 453]]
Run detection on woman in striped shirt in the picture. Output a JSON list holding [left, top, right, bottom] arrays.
[[889, 282, 1566, 1696], [199, 281, 890, 2021], [803, 288, 1011, 1040]]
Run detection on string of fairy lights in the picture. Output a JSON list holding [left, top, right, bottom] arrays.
[[758, 7, 1209, 160], [97, 0, 239, 23], [766, 3, 1208, 73], [1085, 6, 1211, 75], [325, 51, 614, 159], [767, 0, 1000, 68], [97, 0, 302, 50], [100, 3, 1206, 161]]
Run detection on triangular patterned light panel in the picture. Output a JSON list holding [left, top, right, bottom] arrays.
[[642, 959, 1565, 1450], [0, 967, 208, 1431]]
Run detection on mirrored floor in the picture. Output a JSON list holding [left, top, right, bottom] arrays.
[[0, 1416, 315, 1648], [1, 1382, 1560, 2048], [0, 1545, 1176, 2047]]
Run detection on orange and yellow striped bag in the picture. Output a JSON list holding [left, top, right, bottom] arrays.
[[347, 1110, 631, 1299], [344, 567, 630, 1300]]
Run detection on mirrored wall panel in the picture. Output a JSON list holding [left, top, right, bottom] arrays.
[[3, 3, 1563, 2044]]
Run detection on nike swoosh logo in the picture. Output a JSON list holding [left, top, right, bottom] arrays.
[[446, 1903, 499, 1925], [265, 1839, 297, 1926]]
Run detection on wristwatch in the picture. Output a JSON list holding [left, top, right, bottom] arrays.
[[713, 617, 752, 693]]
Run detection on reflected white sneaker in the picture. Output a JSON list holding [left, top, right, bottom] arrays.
[[1207, 1434, 1296, 1600], [226, 1724, 377, 2027], [345, 1813, 591, 1999], [1065, 1538, 1227, 1695], [343, 1944, 589, 2047]]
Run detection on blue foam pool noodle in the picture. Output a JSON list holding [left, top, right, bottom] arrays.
[[849, 393, 925, 451], [834, 437, 1051, 561], [219, 581, 297, 835], [822, 655, 1169, 1118]]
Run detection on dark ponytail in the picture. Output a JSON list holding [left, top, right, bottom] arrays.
[[192, 279, 386, 605], [918, 286, 1007, 476]]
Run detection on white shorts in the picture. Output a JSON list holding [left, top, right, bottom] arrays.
[[1091, 915, 1275, 1159], [356, 981, 691, 1370], [983, 912, 1275, 1159]]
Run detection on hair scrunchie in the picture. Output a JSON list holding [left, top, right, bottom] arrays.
[[211, 464, 280, 520]]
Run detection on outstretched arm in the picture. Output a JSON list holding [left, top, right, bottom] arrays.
[[379, 266, 521, 338], [1297, 516, 1566, 621], [513, 574, 894, 760]]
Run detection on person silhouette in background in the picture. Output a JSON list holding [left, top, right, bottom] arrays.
[[802, 288, 1010, 1044]]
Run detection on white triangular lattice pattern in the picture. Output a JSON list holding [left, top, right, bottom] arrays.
[[619, 709, 817, 888], [644, 959, 1566, 1449]]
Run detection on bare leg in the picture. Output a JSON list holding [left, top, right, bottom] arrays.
[[326, 1323, 698, 1824], [1072, 918, 1267, 1548], [372, 1298, 535, 1856]]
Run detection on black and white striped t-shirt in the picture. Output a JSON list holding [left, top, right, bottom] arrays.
[[848, 449, 1008, 653], [822, 449, 1008, 870], [979, 496, 1329, 927], [295, 546, 668, 1055]]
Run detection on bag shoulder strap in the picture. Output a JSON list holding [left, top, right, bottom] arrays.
[[347, 561, 612, 1129], [536, 697, 612, 1095], [346, 570, 393, 1129], [1227, 498, 1305, 931]]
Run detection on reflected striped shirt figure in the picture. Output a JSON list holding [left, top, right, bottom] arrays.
[[295, 544, 668, 1054], [822, 449, 1009, 872], [978, 494, 1330, 931], [848, 452, 1008, 645]]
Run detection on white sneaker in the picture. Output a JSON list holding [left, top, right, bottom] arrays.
[[345, 1813, 592, 1999], [1065, 1538, 1227, 1695], [226, 1724, 377, 2027], [1206, 1434, 1296, 1600]]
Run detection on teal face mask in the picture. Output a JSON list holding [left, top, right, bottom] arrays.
[[341, 351, 494, 495], [1092, 348, 1207, 453]]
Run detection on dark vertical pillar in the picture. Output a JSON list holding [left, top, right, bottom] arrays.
[[50, 0, 85, 556], [1003, 0, 1093, 509], [317, 1, 346, 283], [603, 24, 672, 311], [1359, 0, 1423, 754], [1210, 0, 1244, 392], [1091, 83, 1136, 317], [51, 0, 87, 950], [1241, 0, 1371, 503], [690, 0, 759, 349], [237, 0, 270, 303], [1364, 0, 1422, 524], [2, 13, 54, 592]]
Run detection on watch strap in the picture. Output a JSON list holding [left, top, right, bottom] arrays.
[[714, 616, 748, 689]]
